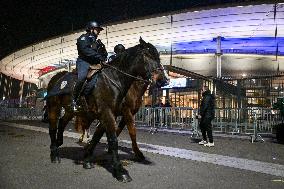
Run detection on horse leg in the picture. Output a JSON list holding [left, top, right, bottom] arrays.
[[123, 110, 145, 161], [102, 110, 132, 182], [83, 122, 104, 169], [105, 119, 125, 154], [116, 118, 125, 136], [75, 115, 89, 143], [56, 111, 74, 147], [79, 131, 85, 143], [103, 117, 123, 154], [48, 104, 60, 163], [86, 128, 90, 138]]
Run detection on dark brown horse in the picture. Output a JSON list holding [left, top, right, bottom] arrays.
[[46, 38, 167, 182], [75, 79, 152, 160]]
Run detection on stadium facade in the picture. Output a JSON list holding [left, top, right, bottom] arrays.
[[0, 2, 283, 109]]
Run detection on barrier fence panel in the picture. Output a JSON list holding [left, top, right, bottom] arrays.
[[0, 106, 281, 138], [135, 107, 282, 136], [0, 107, 42, 121], [135, 107, 195, 132]]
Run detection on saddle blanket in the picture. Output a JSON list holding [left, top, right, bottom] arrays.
[[46, 72, 98, 98]]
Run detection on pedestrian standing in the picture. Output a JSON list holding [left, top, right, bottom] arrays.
[[198, 85, 215, 147]]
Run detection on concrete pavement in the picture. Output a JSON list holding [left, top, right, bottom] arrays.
[[0, 121, 284, 189]]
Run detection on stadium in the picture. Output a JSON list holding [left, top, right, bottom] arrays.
[[0, 1, 283, 109]]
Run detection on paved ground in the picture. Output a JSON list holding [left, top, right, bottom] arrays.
[[1, 120, 284, 189]]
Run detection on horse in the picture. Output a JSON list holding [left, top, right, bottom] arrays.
[[75, 79, 156, 160], [75, 53, 169, 160], [46, 38, 168, 182]]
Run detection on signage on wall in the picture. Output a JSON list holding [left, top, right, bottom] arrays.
[[162, 78, 199, 89], [162, 78, 187, 89]]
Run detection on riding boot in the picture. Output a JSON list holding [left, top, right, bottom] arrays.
[[72, 80, 85, 112]]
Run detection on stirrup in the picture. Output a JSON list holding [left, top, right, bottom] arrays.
[[73, 105, 79, 112], [71, 100, 80, 112]]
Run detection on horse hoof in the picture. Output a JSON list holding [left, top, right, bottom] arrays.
[[50, 156, 61, 163], [56, 140, 63, 147], [83, 162, 94, 169], [135, 154, 145, 162], [135, 151, 145, 161], [51, 157, 57, 163], [115, 172, 132, 183], [50, 150, 60, 163]]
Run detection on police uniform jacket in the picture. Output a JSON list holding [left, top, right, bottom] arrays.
[[76, 33, 105, 65]]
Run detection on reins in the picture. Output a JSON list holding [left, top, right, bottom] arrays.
[[102, 62, 151, 84]]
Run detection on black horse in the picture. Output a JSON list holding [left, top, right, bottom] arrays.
[[46, 38, 168, 182]]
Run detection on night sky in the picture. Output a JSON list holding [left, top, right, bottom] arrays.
[[0, 0, 266, 59]]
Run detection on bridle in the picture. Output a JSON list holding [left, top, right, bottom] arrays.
[[99, 46, 168, 93], [103, 48, 163, 84], [142, 50, 164, 81]]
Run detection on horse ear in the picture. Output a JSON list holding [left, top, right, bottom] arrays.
[[139, 37, 147, 47]]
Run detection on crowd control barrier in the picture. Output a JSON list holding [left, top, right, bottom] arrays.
[[1, 106, 280, 142]]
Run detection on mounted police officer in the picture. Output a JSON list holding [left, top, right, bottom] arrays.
[[72, 21, 107, 111], [108, 44, 126, 62]]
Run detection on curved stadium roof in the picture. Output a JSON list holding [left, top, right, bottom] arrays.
[[0, 3, 283, 84]]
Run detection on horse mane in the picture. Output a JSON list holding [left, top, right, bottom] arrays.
[[145, 42, 160, 63], [47, 71, 68, 91]]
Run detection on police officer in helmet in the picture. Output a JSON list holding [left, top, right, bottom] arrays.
[[72, 21, 107, 111], [109, 44, 126, 62], [114, 44, 125, 54]]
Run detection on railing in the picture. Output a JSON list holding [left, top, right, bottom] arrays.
[[135, 107, 281, 138], [135, 107, 196, 130], [0, 98, 37, 108], [0, 106, 281, 140], [0, 107, 42, 120]]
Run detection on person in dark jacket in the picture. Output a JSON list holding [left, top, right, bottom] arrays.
[[71, 21, 107, 111], [164, 100, 172, 107], [108, 44, 126, 62], [198, 85, 215, 147]]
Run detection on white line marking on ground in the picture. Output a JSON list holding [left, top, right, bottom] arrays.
[[2, 121, 284, 177]]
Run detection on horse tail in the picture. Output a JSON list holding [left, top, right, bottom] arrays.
[[74, 116, 83, 132]]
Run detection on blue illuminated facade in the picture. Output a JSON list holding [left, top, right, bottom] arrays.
[[168, 37, 283, 56]]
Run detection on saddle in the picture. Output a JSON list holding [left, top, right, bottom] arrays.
[[87, 64, 102, 80]]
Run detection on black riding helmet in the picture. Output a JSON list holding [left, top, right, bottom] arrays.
[[114, 44, 126, 54], [86, 21, 104, 32]]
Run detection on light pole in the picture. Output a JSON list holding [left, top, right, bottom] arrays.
[[216, 36, 223, 78]]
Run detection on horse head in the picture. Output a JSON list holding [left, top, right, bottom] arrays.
[[137, 37, 169, 88]]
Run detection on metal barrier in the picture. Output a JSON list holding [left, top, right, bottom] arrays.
[[1, 106, 281, 142], [135, 107, 281, 141], [213, 108, 281, 136], [0, 107, 42, 121], [135, 107, 197, 134]]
